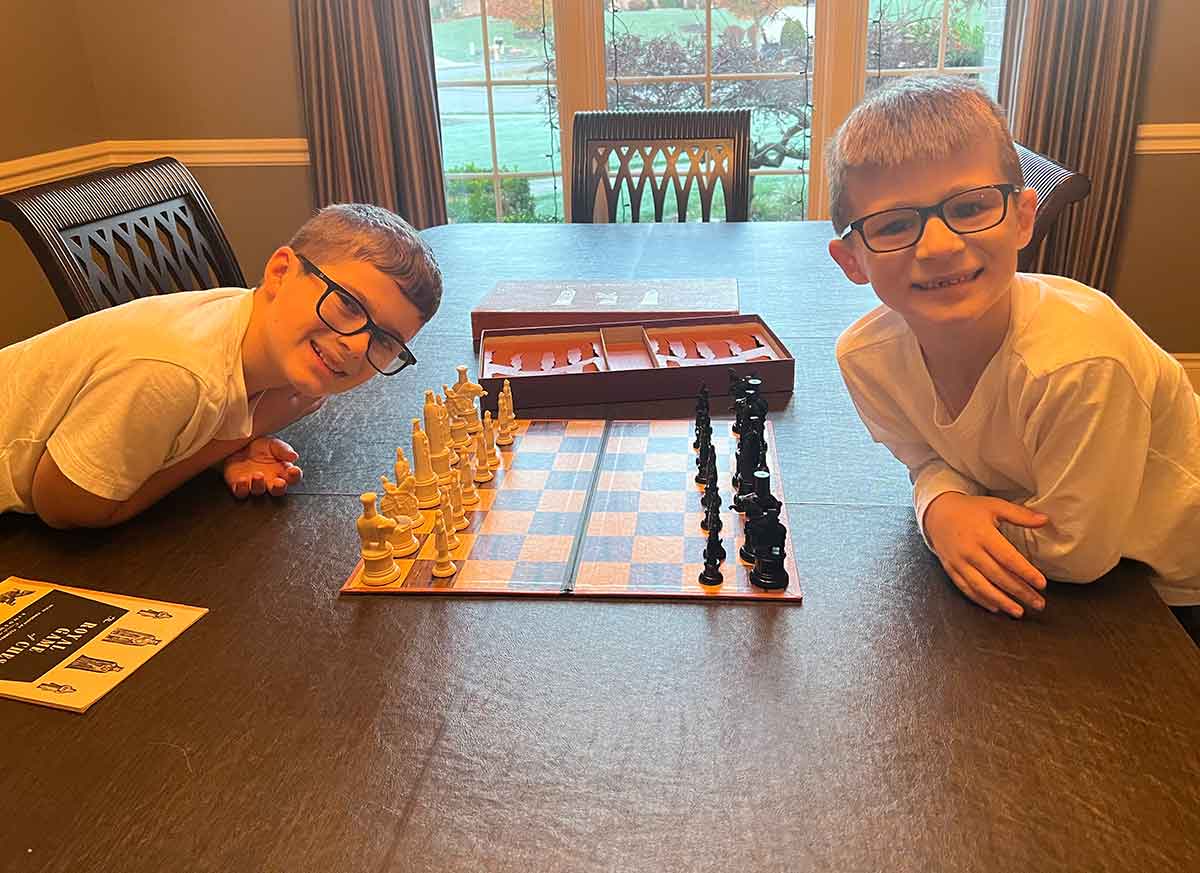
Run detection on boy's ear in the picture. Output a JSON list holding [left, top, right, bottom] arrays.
[[1014, 187, 1038, 248], [828, 237, 871, 285], [261, 246, 296, 300]]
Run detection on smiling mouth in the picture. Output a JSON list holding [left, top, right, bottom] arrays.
[[310, 340, 347, 377], [913, 268, 984, 290]]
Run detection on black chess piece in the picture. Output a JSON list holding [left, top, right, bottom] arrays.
[[695, 434, 714, 484], [701, 499, 723, 534], [699, 527, 725, 586], [730, 374, 762, 434], [737, 469, 780, 563], [748, 511, 789, 590], [704, 524, 727, 564], [731, 420, 763, 510]]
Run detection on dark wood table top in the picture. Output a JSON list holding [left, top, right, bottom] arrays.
[[2, 222, 1197, 873]]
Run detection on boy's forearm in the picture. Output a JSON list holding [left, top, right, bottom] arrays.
[[105, 437, 252, 525], [34, 437, 250, 529]]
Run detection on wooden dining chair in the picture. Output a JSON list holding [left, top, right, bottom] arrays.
[[0, 157, 246, 319], [1015, 143, 1091, 272], [570, 109, 752, 223]]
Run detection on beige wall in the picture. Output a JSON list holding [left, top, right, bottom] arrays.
[[0, 0, 312, 348], [1108, 0, 1200, 352]]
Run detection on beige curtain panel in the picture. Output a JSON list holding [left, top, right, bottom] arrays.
[[999, 0, 1152, 290], [295, 0, 448, 229]]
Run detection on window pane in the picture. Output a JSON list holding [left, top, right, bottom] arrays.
[[749, 175, 807, 222], [431, 2, 487, 81], [483, 0, 557, 82], [439, 85, 493, 173], [493, 83, 561, 177], [445, 175, 499, 223], [711, 75, 810, 173], [607, 81, 704, 113], [867, 0, 942, 71], [604, 4, 705, 79], [945, 0, 987, 67], [711, 2, 813, 76]]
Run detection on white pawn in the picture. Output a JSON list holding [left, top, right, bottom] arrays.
[[393, 446, 411, 484], [500, 379, 518, 440], [472, 431, 494, 483], [482, 411, 501, 469], [458, 459, 480, 507], [494, 390, 514, 447], [430, 517, 458, 578], [438, 488, 461, 550], [447, 471, 469, 531]]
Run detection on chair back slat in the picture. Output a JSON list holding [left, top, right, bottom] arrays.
[[0, 157, 246, 319], [1015, 143, 1092, 272], [572, 110, 751, 223]]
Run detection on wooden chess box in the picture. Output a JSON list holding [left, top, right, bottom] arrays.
[[477, 314, 794, 411]]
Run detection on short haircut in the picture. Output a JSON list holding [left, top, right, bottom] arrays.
[[288, 203, 443, 323], [826, 77, 1024, 235]]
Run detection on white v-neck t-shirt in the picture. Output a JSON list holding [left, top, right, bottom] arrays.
[[0, 288, 257, 514], [837, 273, 1200, 606]]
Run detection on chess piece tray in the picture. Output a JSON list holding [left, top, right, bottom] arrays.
[[470, 278, 740, 349], [477, 314, 793, 411]]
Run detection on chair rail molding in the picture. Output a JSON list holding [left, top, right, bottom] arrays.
[[1134, 123, 1200, 155], [0, 139, 311, 193], [1177, 354, 1200, 393]]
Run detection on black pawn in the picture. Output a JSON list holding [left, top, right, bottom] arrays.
[[749, 517, 789, 591], [699, 527, 725, 586]]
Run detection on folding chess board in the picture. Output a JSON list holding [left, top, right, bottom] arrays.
[[340, 419, 801, 602]]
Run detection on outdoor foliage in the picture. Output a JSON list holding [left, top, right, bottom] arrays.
[[445, 164, 540, 223]]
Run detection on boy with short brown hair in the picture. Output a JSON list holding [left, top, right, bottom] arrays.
[[828, 77, 1200, 622], [0, 203, 442, 529]]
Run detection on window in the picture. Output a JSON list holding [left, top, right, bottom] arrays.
[[430, 0, 1008, 223]]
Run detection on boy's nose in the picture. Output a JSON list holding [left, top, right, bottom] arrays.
[[338, 331, 371, 359], [916, 217, 965, 258]]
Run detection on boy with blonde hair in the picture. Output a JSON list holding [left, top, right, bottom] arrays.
[[0, 203, 442, 529], [828, 77, 1200, 629]]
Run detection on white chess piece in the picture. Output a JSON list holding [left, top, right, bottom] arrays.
[[411, 419, 441, 508], [430, 517, 458, 578], [438, 488, 461, 550], [458, 460, 480, 507], [378, 475, 419, 557], [482, 411, 500, 469], [447, 473, 469, 531], [356, 493, 401, 586], [494, 390, 514, 447], [472, 431, 494, 483], [393, 447, 412, 484]]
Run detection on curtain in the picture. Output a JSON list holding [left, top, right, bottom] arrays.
[[997, 0, 1152, 290], [295, 0, 448, 229]]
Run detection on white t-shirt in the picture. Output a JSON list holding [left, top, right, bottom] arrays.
[[837, 273, 1200, 606], [0, 288, 257, 514]]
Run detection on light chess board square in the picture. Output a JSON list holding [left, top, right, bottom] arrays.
[[341, 419, 801, 603]]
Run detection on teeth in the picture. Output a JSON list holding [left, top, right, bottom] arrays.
[[919, 272, 974, 289]]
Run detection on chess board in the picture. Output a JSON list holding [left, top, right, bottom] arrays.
[[340, 419, 802, 602]]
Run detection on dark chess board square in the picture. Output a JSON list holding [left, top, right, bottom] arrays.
[[506, 452, 557, 470], [489, 490, 544, 510], [641, 471, 693, 491], [528, 511, 580, 535], [629, 563, 685, 587], [636, 512, 687, 536], [580, 536, 634, 562], [513, 561, 570, 583], [600, 453, 647, 471], [610, 422, 650, 437], [545, 470, 595, 490], [592, 490, 640, 512], [523, 421, 568, 435], [468, 534, 526, 560]]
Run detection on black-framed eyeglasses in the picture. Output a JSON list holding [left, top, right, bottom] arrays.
[[842, 184, 1021, 254], [296, 253, 417, 376]]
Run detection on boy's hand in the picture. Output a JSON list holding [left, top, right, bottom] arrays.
[[223, 437, 303, 498], [924, 492, 1050, 618], [252, 388, 325, 438]]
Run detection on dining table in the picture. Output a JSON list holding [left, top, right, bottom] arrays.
[[1, 221, 1197, 873]]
